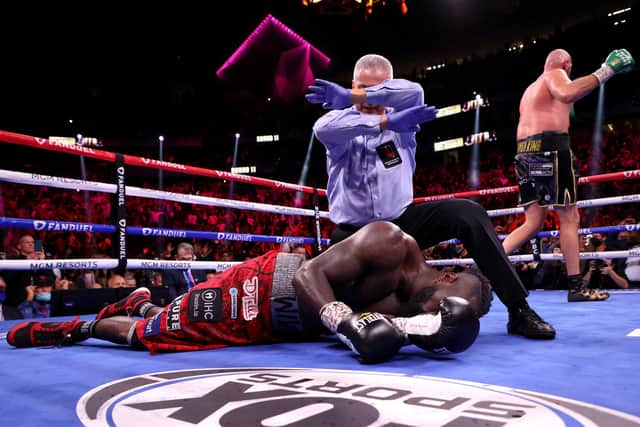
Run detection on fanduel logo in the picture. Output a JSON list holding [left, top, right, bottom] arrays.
[[276, 236, 305, 244], [216, 232, 253, 242], [77, 368, 640, 427], [141, 228, 187, 238]]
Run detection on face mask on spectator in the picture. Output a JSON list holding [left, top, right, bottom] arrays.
[[591, 238, 603, 247], [35, 293, 51, 303]]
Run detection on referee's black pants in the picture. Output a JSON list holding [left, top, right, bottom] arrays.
[[330, 199, 528, 309]]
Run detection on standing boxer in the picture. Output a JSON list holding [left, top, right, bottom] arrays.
[[502, 48, 634, 301]]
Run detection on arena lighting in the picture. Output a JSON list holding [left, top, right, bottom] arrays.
[[256, 134, 280, 143], [65, 134, 101, 147], [48, 136, 76, 146], [302, 0, 408, 16], [433, 131, 496, 153], [424, 63, 445, 72], [216, 13, 330, 102], [216, 14, 330, 80], [587, 84, 606, 201], [608, 7, 631, 16], [436, 95, 489, 118], [230, 166, 257, 174], [469, 96, 482, 188], [78, 137, 100, 147]]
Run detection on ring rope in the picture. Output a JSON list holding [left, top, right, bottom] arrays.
[[1, 248, 635, 271], [0, 216, 331, 246], [2, 129, 638, 202], [0, 169, 330, 219], [437, 222, 640, 246], [414, 170, 640, 202], [0, 258, 240, 271], [2, 166, 637, 250], [0, 129, 327, 196], [2, 130, 638, 270], [1, 169, 636, 221], [425, 249, 638, 267], [486, 194, 640, 217]]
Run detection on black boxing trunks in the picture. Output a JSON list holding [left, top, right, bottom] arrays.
[[514, 131, 578, 207], [135, 250, 307, 354]]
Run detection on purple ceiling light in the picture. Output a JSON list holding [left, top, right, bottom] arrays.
[[216, 14, 330, 101]]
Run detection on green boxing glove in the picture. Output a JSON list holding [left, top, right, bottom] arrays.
[[592, 49, 635, 84]]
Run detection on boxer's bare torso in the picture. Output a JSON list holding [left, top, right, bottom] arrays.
[[517, 70, 572, 139]]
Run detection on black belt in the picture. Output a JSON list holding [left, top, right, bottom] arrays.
[[517, 132, 570, 153]]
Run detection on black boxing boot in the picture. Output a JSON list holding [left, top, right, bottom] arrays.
[[507, 300, 556, 339], [567, 274, 609, 302]]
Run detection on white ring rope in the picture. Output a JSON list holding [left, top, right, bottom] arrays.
[[0, 169, 330, 219], [0, 258, 241, 272], [1, 249, 635, 271], [2, 162, 638, 271], [487, 194, 640, 217], [425, 249, 638, 266], [2, 169, 638, 222]]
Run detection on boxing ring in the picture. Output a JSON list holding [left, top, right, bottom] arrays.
[[1, 129, 639, 426]]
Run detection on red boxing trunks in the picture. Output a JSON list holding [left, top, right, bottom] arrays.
[[136, 250, 307, 353]]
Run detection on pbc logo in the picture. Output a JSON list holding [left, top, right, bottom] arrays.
[[35, 137, 47, 145], [141, 228, 152, 236], [141, 158, 151, 164], [242, 276, 259, 321]]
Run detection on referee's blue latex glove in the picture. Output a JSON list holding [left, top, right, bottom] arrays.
[[305, 79, 352, 110], [386, 105, 438, 133]]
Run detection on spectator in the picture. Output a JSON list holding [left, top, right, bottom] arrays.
[[625, 242, 640, 288], [150, 272, 164, 287], [108, 274, 128, 288], [124, 271, 137, 287], [161, 242, 206, 299], [0, 276, 22, 320], [18, 274, 53, 319], [532, 244, 568, 290], [582, 233, 629, 289], [1, 234, 55, 308]]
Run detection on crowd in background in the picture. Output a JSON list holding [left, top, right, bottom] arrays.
[[1, 8, 639, 319], [1, 116, 638, 314]]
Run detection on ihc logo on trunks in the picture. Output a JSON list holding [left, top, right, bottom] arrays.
[[76, 367, 640, 426]]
